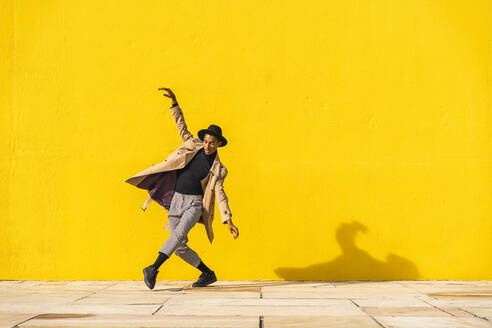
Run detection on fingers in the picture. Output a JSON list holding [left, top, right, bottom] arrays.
[[231, 227, 239, 239], [157, 88, 173, 98], [158, 87, 172, 94]]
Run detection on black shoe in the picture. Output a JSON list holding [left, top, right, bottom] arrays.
[[143, 265, 159, 290], [192, 270, 217, 287]]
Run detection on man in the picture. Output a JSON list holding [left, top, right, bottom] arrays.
[[125, 87, 239, 289]]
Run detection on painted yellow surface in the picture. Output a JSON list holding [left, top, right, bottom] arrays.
[[1, 1, 491, 281]]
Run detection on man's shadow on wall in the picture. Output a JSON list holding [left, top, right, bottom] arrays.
[[275, 220, 420, 281]]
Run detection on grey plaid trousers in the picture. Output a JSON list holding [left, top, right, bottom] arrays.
[[159, 191, 203, 267]]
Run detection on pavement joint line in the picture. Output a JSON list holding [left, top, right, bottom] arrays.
[[399, 281, 428, 294], [349, 298, 385, 328], [416, 295, 459, 317], [397, 281, 429, 294], [152, 304, 164, 315], [152, 296, 171, 315], [459, 307, 490, 321], [68, 291, 98, 303], [349, 299, 360, 308], [368, 314, 386, 328], [12, 314, 40, 328], [68, 282, 116, 304]]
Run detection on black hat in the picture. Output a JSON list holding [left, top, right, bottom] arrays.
[[198, 124, 227, 147]]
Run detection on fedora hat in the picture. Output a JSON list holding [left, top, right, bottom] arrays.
[[198, 124, 227, 147]]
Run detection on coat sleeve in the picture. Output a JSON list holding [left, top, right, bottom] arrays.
[[215, 167, 232, 224], [170, 104, 194, 143]]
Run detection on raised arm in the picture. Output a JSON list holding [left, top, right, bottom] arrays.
[[158, 87, 193, 143]]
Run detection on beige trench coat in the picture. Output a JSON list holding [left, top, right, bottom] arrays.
[[125, 104, 232, 243]]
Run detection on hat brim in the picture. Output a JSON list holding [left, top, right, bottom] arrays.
[[198, 129, 227, 147]]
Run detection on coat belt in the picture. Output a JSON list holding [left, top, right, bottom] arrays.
[[141, 196, 153, 211]]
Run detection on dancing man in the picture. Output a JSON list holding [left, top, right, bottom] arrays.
[[125, 87, 239, 289]]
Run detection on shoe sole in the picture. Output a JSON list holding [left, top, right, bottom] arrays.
[[192, 277, 217, 288]]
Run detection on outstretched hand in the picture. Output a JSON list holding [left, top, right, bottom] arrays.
[[158, 87, 177, 103]]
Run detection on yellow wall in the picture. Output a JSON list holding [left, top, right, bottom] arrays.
[[1, 0, 491, 281]]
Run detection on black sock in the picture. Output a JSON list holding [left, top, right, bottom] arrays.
[[196, 261, 212, 273], [151, 252, 169, 270]]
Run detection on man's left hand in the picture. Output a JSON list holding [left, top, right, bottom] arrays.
[[227, 221, 239, 239]]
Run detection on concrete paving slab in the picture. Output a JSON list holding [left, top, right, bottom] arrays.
[[426, 298, 492, 308], [353, 297, 432, 307], [164, 296, 354, 307], [0, 291, 93, 308], [71, 291, 171, 305], [263, 315, 381, 328], [18, 314, 259, 327], [361, 306, 449, 317], [261, 285, 421, 299], [155, 298, 364, 316], [375, 315, 492, 328], [2, 303, 162, 315]]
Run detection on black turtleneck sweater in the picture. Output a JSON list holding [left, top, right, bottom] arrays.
[[175, 148, 216, 195]]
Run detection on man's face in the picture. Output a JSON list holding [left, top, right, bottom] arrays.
[[203, 133, 222, 155]]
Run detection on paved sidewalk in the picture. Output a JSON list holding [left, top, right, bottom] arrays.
[[0, 280, 491, 327]]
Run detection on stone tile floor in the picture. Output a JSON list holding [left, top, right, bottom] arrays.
[[0, 280, 491, 327]]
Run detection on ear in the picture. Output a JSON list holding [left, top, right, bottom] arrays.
[[218, 140, 222, 146]]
